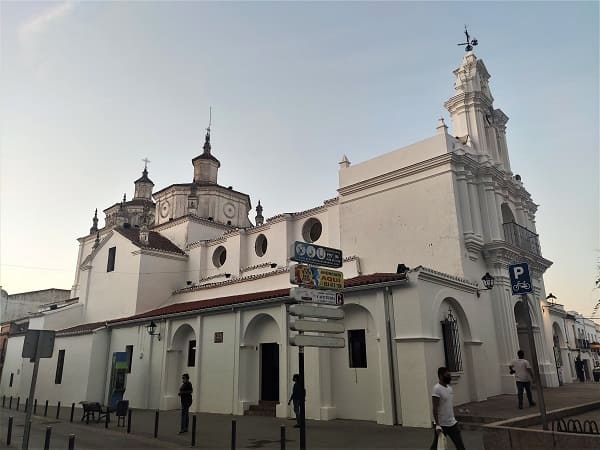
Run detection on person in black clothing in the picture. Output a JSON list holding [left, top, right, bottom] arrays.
[[288, 374, 305, 428], [178, 373, 193, 433]]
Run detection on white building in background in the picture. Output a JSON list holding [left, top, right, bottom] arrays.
[[2, 49, 577, 428]]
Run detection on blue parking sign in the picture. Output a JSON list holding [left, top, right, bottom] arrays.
[[509, 262, 532, 295]]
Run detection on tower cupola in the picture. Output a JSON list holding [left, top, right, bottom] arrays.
[[134, 160, 154, 200], [192, 127, 220, 184]]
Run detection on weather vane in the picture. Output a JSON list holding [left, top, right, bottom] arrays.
[[457, 26, 478, 52], [207, 106, 212, 134]]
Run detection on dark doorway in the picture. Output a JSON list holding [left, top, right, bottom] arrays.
[[260, 343, 279, 401]]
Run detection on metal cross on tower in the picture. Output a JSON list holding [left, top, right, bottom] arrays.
[[457, 26, 478, 52], [142, 157, 151, 170]]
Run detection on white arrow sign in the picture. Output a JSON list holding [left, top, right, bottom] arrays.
[[291, 319, 345, 334], [291, 335, 345, 348], [289, 304, 344, 320], [291, 287, 343, 305]]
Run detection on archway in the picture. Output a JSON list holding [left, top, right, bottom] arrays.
[[552, 322, 565, 385], [330, 304, 380, 421], [501, 203, 516, 224], [166, 324, 197, 405], [240, 314, 281, 410], [514, 301, 534, 364], [436, 298, 475, 404]]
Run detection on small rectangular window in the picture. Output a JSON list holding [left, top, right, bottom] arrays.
[[348, 329, 367, 368], [126, 345, 134, 373], [9, 373, 14, 387], [107, 247, 116, 272], [187, 340, 196, 367], [55, 349, 65, 384]]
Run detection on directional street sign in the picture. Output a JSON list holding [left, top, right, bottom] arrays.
[[22, 330, 56, 360], [290, 264, 344, 290], [290, 319, 345, 334], [289, 304, 345, 320], [291, 241, 343, 268], [509, 262, 533, 295], [291, 335, 345, 348], [291, 287, 343, 305]]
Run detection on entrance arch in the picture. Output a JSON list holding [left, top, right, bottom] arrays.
[[330, 304, 380, 421], [552, 322, 566, 384], [240, 314, 281, 407], [514, 301, 533, 363], [166, 324, 197, 406]]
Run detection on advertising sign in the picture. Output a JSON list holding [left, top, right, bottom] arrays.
[[290, 264, 344, 290]]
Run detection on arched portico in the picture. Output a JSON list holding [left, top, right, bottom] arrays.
[[239, 313, 281, 412], [165, 323, 197, 409], [330, 303, 380, 421]]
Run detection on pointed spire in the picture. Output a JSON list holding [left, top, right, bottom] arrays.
[[339, 155, 351, 169], [255, 200, 264, 226], [122, 193, 126, 203], [203, 107, 212, 154], [90, 208, 99, 234], [92, 231, 100, 250]]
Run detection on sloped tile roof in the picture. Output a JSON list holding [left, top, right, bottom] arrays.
[[115, 227, 186, 255], [110, 272, 407, 324], [57, 321, 107, 336]]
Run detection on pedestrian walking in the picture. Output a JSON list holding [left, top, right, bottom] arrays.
[[288, 374, 305, 428], [430, 366, 466, 450], [178, 373, 193, 434], [575, 355, 585, 382], [509, 350, 536, 409]]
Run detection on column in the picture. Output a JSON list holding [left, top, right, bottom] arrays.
[[467, 175, 483, 238], [483, 180, 502, 241], [456, 169, 474, 235]]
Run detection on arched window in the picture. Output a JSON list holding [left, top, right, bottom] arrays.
[[501, 203, 516, 224], [441, 309, 462, 372]]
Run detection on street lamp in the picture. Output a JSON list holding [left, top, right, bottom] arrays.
[[146, 320, 161, 340], [477, 272, 495, 297], [546, 293, 557, 304]]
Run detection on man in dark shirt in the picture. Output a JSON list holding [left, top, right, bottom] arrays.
[[178, 373, 193, 433], [287, 374, 305, 428]]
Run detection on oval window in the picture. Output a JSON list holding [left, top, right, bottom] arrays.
[[302, 218, 322, 243], [255, 234, 268, 257], [212, 246, 227, 268]]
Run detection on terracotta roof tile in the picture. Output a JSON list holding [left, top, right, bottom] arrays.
[[57, 321, 106, 336], [115, 227, 186, 255], [110, 272, 406, 324]]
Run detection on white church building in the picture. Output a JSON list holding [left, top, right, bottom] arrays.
[[1, 50, 563, 428]]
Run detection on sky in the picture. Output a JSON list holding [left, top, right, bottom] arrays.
[[0, 1, 598, 317]]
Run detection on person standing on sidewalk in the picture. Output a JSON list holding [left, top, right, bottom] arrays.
[[288, 374, 305, 428], [178, 373, 193, 433], [509, 350, 536, 409], [430, 366, 466, 450]]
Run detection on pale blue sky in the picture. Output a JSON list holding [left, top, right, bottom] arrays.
[[0, 1, 598, 316]]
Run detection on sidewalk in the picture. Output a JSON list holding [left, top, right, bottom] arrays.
[[0, 406, 485, 450], [456, 381, 600, 423]]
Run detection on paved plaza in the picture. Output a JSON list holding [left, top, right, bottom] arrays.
[[1, 383, 599, 449]]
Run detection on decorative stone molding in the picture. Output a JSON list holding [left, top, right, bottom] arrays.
[[240, 262, 278, 273], [174, 267, 290, 294], [413, 266, 478, 294], [464, 233, 484, 260]]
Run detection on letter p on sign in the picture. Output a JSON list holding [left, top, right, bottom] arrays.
[[508, 262, 532, 295]]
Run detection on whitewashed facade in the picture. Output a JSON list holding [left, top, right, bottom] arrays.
[[2, 50, 576, 428]]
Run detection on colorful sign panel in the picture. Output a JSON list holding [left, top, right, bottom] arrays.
[[290, 264, 344, 290], [290, 241, 343, 268]]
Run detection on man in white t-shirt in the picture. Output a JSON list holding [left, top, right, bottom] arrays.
[[509, 350, 536, 409], [430, 366, 466, 450]]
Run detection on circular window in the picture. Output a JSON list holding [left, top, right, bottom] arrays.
[[212, 246, 227, 267], [302, 218, 322, 243], [255, 234, 268, 257]]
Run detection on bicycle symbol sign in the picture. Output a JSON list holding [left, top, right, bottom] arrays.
[[509, 262, 533, 295]]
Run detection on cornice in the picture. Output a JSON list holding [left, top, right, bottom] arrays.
[[152, 214, 233, 233], [131, 249, 188, 261], [338, 153, 453, 196], [174, 267, 290, 295], [240, 262, 278, 273], [412, 266, 478, 293], [482, 242, 553, 275]]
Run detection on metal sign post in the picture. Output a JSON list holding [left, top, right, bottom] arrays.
[[509, 263, 548, 430], [521, 294, 548, 430], [22, 330, 56, 450]]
